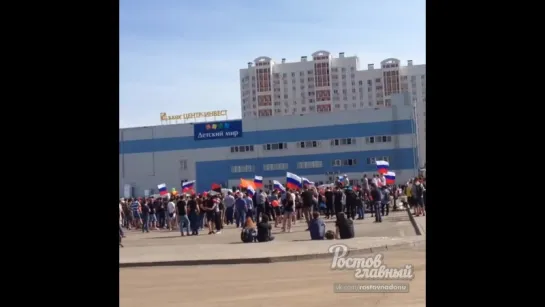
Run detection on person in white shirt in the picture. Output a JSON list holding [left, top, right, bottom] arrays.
[[119, 202, 125, 238], [378, 174, 386, 187], [343, 174, 350, 186], [167, 198, 176, 231], [223, 192, 236, 225], [371, 175, 379, 187]]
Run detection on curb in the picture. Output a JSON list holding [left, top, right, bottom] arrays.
[[406, 206, 422, 236], [119, 240, 425, 268]]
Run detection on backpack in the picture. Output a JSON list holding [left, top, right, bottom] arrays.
[[241, 228, 257, 243]]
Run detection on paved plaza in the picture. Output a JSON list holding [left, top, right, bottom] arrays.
[[120, 244, 425, 307], [120, 211, 424, 266]]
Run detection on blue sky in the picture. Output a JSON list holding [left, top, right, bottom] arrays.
[[120, 0, 425, 128]]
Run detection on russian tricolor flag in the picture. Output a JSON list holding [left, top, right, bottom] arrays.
[[254, 175, 263, 188], [182, 180, 196, 193], [385, 171, 396, 185], [302, 177, 314, 187], [247, 185, 255, 197], [273, 180, 286, 192], [376, 160, 389, 174], [286, 172, 302, 190], [157, 183, 168, 196]]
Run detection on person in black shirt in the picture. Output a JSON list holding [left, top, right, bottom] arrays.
[[256, 215, 274, 242], [335, 212, 354, 239], [370, 183, 383, 222], [157, 200, 165, 228], [355, 189, 365, 220], [149, 199, 158, 230], [177, 196, 190, 236], [333, 187, 344, 216], [324, 187, 334, 218], [187, 196, 200, 235], [344, 188, 357, 220], [141, 199, 150, 233], [205, 197, 217, 234]]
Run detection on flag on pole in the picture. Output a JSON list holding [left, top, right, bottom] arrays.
[[302, 177, 314, 187], [182, 180, 196, 193], [254, 176, 263, 188], [157, 183, 168, 196], [286, 172, 302, 190], [239, 178, 255, 189], [273, 180, 286, 192], [247, 185, 256, 196], [385, 172, 396, 185], [376, 160, 389, 174]]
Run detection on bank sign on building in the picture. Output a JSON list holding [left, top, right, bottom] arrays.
[[193, 120, 243, 141]]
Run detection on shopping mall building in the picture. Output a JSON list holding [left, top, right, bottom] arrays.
[[119, 93, 423, 197]]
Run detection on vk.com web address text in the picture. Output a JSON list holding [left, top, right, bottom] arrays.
[[333, 283, 410, 293]]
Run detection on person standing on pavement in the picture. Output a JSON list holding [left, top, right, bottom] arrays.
[[197, 195, 206, 231], [333, 186, 344, 217], [141, 198, 150, 233], [167, 197, 176, 231], [362, 174, 370, 194], [149, 198, 158, 230], [130, 198, 142, 229], [406, 179, 415, 215], [203, 195, 217, 234], [213, 196, 223, 234], [188, 195, 200, 235], [281, 190, 296, 232], [344, 187, 358, 220], [392, 185, 399, 211], [245, 193, 254, 222], [422, 179, 427, 209], [177, 195, 190, 236], [223, 192, 235, 225], [381, 186, 390, 217], [324, 187, 334, 219], [413, 180, 426, 216], [301, 187, 314, 229], [119, 201, 125, 237], [156, 199, 165, 229], [255, 190, 267, 223], [267, 191, 278, 222], [235, 192, 248, 228], [121, 199, 132, 230], [370, 183, 383, 223]]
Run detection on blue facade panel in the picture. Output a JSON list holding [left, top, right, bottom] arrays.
[[195, 148, 415, 191], [120, 120, 413, 154]]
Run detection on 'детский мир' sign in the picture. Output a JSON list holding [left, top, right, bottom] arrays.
[[193, 120, 243, 141]]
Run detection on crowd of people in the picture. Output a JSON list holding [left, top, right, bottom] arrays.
[[118, 174, 426, 245]]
